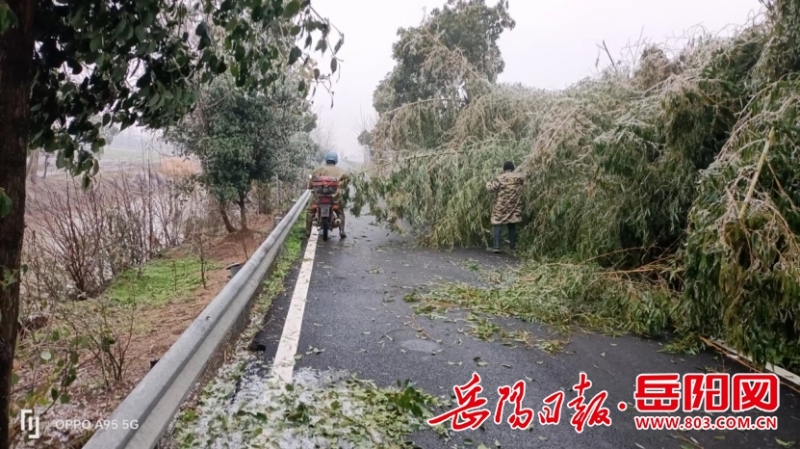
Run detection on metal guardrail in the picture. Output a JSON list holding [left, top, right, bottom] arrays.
[[83, 190, 311, 449]]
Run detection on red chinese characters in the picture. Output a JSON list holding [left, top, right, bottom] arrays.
[[429, 371, 781, 435], [538, 391, 564, 425], [494, 380, 534, 429], [567, 372, 612, 433], [634, 373, 681, 412], [733, 374, 779, 413], [427, 372, 491, 431], [683, 373, 730, 412], [635, 372, 780, 414]]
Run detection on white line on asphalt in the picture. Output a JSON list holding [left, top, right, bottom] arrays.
[[272, 227, 319, 385]]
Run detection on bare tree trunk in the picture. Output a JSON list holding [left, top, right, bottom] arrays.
[[42, 153, 49, 179], [238, 192, 247, 231], [25, 149, 38, 184], [255, 184, 271, 215], [0, 0, 35, 446], [218, 200, 236, 233], [198, 233, 207, 289]]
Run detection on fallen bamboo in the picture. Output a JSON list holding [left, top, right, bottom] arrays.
[[738, 128, 774, 220]]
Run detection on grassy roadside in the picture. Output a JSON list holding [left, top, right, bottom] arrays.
[[12, 216, 280, 448], [241, 221, 304, 343], [107, 257, 217, 305], [171, 221, 306, 446]]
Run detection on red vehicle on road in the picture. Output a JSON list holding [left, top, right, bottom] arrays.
[[310, 175, 341, 241]]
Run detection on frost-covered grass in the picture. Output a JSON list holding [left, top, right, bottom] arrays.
[[174, 364, 440, 449]]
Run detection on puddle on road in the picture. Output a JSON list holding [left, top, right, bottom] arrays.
[[172, 354, 441, 449], [399, 339, 441, 353]]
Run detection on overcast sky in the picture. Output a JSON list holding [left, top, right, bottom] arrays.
[[306, 0, 764, 162]]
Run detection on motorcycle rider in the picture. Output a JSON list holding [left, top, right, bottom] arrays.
[[306, 150, 349, 239]]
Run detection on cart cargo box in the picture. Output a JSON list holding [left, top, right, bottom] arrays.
[[312, 176, 339, 195]]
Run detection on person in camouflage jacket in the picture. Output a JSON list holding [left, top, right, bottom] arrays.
[[486, 161, 524, 253]]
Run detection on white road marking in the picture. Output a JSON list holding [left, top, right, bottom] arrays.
[[272, 227, 319, 385]]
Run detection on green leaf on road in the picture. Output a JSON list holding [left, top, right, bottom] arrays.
[[776, 439, 795, 448]]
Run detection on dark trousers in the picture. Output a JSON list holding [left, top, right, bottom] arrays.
[[493, 223, 516, 250]]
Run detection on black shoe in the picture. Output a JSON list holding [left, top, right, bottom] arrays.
[[340, 233, 347, 239]]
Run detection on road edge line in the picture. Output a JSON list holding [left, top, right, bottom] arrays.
[[272, 227, 319, 384]]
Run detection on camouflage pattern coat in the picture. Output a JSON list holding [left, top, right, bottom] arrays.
[[486, 171, 525, 225], [309, 164, 349, 206]]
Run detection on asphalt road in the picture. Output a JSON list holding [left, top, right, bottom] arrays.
[[252, 213, 800, 449]]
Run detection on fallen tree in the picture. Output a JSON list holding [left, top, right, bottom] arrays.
[[353, 0, 800, 371]]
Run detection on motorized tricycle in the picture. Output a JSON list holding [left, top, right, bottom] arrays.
[[310, 175, 341, 241]]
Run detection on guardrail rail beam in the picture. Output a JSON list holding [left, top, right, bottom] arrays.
[[83, 190, 311, 449]]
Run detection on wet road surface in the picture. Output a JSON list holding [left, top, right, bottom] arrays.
[[251, 213, 800, 449]]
